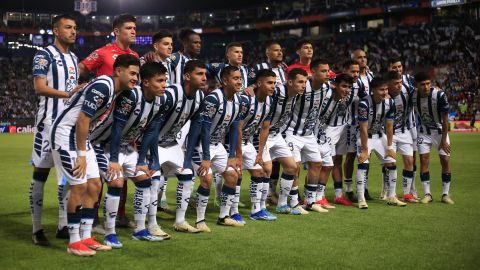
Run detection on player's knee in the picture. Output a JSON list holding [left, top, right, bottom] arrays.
[[108, 179, 124, 188], [333, 155, 343, 166]]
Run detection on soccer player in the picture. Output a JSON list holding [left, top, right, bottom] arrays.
[[184, 66, 244, 230], [89, 62, 168, 247], [207, 42, 250, 90], [351, 49, 374, 94], [51, 54, 140, 256], [412, 72, 454, 204], [356, 76, 400, 209], [140, 30, 173, 85], [316, 73, 355, 207], [388, 57, 419, 199], [29, 14, 82, 246], [286, 40, 313, 77], [236, 69, 276, 221], [171, 28, 202, 85], [79, 13, 139, 229], [262, 68, 306, 215], [283, 58, 327, 213], [136, 60, 207, 233], [385, 71, 417, 204], [250, 41, 287, 87]]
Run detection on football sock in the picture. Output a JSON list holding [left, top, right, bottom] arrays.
[[57, 182, 69, 229], [442, 173, 451, 195], [304, 184, 317, 205], [316, 183, 326, 201], [219, 185, 235, 219], [214, 173, 222, 199], [175, 176, 194, 224], [67, 205, 82, 244], [159, 176, 168, 205], [357, 163, 369, 201], [278, 173, 294, 206], [289, 186, 299, 208], [260, 178, 270, 209], [80, 207, 95, 240], [345, 178, 353, 192], [387, 166, 397, 198], [334, 181, 343, 198], [30, 171, 48, 233], [133, 179, 151, 233], [250, 176, 263, 213], [420, 172, 431, 195], [148, 176, 160, 228], [196, 185, 210, 223], [402, 170, 414, 195], [103, 186, 121, 235], [230, 178, 242, 215]]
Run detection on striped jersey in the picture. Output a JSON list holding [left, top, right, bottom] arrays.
[[90, 86, 163, 147], [32, 45, 79, 126], [402, 74, 417, 129], [170, 51, 193, 85], [240, 94, 273, 142], [156, 84, 204, 147], [51, 76, 116, 150], [358, 95, 396, 136], [358, 70, 374, 95], [284, 80, 325, 136], [206, 63, 250, 90], [140, 57, 173, 86], [249, 62, 286, 87], [347, 80, 368, 126], [412, 87, 449, 135], [268, 84, 296, 135], [391, 84, 415, 134]]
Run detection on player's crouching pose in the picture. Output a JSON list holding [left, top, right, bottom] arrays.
[[51, 54, 140, 256], [184, 66, 244, 231], [89, 62, 169, 248], [412, 72, 454, 205], [236, 69, 276, 221], [356, 76, 402, 209]]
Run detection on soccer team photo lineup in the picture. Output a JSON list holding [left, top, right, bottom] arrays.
[[0, 0, 479, 266]]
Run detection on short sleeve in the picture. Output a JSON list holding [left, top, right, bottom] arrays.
[[358, 99, 369, 122], [200, 95, 219, 119], [239, 95, 250, 120], [81, 48, 103, 72], [32, 50, 51, 77], [80, 82, 111, 117], [385, 99, 396, 120], [113, 90, 137, 122], [438, 91, 450, 113]]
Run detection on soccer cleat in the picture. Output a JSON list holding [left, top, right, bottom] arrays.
[[306, 203, 328, 213], [92, 224, 106, 234], [364, 189, 373, 200], [379, 192, 387, 201], [262, 209, 277, 221], [316, 197, 336, 209], [333, 196, 354, 206], [148, 225, 171, 240], [104, 234, 123, 249], [195, 221, 212, 233], [231, 213, 246, 225], [132, 229, 163, 241], [420, 194, 433, 204], [386, 196, 407, 207], [358, 200, 368, 209], [275, 204, 291, 214], [402, 194, 419, 203], [291, 205, 309, 215], [116, 216, 135, 228], [32, 229, 50, 246], [346, 191, 357, 202], [82, 237, 112, 251], [249, 210, 269, 221], [173, 221, 201, 233], [217, 216, 244, 227], [56, 226, 69, 239], [67, 241, 96, 257], [441, 194, 455, 205]]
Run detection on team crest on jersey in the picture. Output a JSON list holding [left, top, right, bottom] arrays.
[[34, 55, 49, 69], [89, 52, 99, 60], [224, 114, 231, 121]]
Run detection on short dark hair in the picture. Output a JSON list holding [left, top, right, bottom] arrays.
[[342, 59, 360, 70], [287, 68, 308, 80], [52, 14, 76, 28], [310, 58, 329, 70], [220, 65, 239, 80], [113, 54, 140, 70], [184, 60, 207, 74], [265, 41, 281, 49], [388, 56, 402, 66], [152, 30, 173, 44], [334, 73, 354, 85], [226, 42, 243, 53], [414, 71, 431, 83], [370, 76, 388, 90], [178, 28, 199, 43], [112, 14, 136, 30], [385, 70, 402, 81], [255, 69, 277, 83], [140, 62, 167, 81], [295, 39, 312, 51]]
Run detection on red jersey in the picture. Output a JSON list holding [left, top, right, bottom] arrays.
[[286, 62, 312, 77], [81, 43, 139, 76]]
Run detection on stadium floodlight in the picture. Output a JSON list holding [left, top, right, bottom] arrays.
[[209, 13, 213, 17]]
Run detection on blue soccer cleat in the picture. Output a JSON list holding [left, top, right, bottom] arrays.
[[104, 234, 123, 249], [249, 210, 268, 221], [262, 209, 277, 221], [132, 229, 163, 242], [231, 213, 246, 225], [275, 204, 291, 214]]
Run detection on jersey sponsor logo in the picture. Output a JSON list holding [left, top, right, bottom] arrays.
[[118, 98, 133, 116], [56, 59, 63, 67], [33, 54, 49, 71]]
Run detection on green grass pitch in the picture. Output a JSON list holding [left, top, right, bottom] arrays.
[[0, 133, 479, 269]]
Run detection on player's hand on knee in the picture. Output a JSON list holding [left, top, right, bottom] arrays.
[[358, 150, 369, 164], [107, 162, 122, 181], [73, 156, 87, 178], [255, 154, 264, 167], [198, 160, 211, 177], [440, 140, 451, 154], [135, 165, 151, 178], [385, 149, 396, 161]]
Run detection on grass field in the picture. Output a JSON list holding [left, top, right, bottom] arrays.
[[0, 133, 479, 270]]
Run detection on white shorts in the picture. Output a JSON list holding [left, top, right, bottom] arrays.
[[52, 147, 100, 185], [393, 131, 414, 156], [263, 133, 293, 162], [346, 124, 358, 153], [325, 125, 347, 156], [158, 143, 185, 177], [417, 132, 450, 156], [318, 143, 333, 167], [31, 124, 54, 169], [356, 134, 396, 164], [242, 142, 263, 170], [285, 133, 322, 163], [193, 143, 235, 175], [411, 127, 418, 152], [93, 145, 138, 181]]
